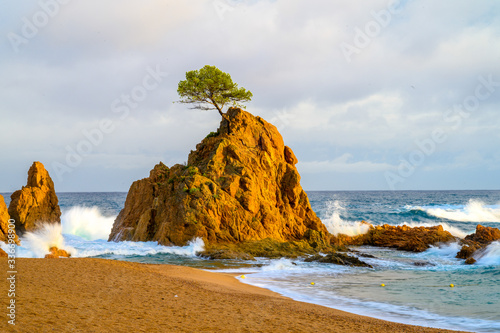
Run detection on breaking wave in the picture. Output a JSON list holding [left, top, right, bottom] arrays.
[[70, 237, 205, 258], [412, 200, 500, 223], [475, 241, 500, 266], [62, 206, 115, 241], [14, 206, 205, 258], [20, 223, 76, 258], [321, 200, 370, 236], [424, 242, 463, 259]]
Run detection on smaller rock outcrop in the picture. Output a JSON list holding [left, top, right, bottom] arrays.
[[412, 261, 435, 267], [198, 248, 255, 261], [0, 194, 19, 245], [8, 162, 61, 234], [198, 237, 332, 259], [456, 225, 500, 264], [354, 224, 456, 252], [44, 247, 71, 259], [464, 224, 500, 244], [305, 253, 372, 268]]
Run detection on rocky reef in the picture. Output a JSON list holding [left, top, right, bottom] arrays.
[[337, 222, 500, 265], [8, 161, 61, 234], [198, 237, 346, 260], [109, 108, 329, 251], [305, 253, 372, 268], [351, 224, 457, 252], [456, 225, 500, 264]]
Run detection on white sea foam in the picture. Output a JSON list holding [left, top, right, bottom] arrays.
[[421, 242, 464, 267], [424, 242, 462, 259], [400, 221, 469, 239], [20, 223, 76, 258], [71, 237, 205, 258], [417, 199, 500, 223], [13, 206, 205, 258], [15, 206, 115, 257], [322, 200, 370, 236], [62, 206, 115, 241], [261, 258, 299, 271], [17, 232, 205, 259], [475, 241, 500, 266]]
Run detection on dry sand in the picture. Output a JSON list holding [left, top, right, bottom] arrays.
[[1, 258, 466, 333]]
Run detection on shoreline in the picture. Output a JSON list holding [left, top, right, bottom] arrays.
[[0, 258, 467, 332]]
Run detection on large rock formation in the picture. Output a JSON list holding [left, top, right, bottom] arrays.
[[109, 108, 329, 248], [0, 195, 19, 245], [8, 162, 61, 234], [456, 225, 500, 264]]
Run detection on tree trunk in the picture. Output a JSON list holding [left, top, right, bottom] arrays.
[[216, 106, 231, 134]]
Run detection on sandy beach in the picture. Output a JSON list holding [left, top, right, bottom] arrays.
[[0, 258, 467, 333]]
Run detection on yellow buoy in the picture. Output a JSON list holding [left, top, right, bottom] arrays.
[[381, 283, 385, 287], [241, 275, 246, 279], [450, 284, 454, 288], [311, 282, 315, 285]]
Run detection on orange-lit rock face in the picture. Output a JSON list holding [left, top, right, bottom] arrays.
[[45, 247, 71, 259], [354, 224, 456, 252], [0, 194, 19, 244], [456, 225, 500, 263], [109, 108, 329, 246], [9, 162, 61, 234], [466, 224, 500, 244]]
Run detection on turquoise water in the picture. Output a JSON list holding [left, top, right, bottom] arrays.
[[230, 246, 500, 332], [3, 191, 500, 332]]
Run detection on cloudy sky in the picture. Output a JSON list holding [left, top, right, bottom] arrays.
[[1, 0, 499, 192]]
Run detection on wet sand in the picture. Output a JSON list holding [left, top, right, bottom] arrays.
[[1, 258, 466, 332]]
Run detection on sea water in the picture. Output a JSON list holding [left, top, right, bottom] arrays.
[[2, 191, 500, 332]]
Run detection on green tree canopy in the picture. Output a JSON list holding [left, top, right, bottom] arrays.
[[177, 65, 253, 134]]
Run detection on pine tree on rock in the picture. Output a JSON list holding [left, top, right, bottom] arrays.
[[177, 65, 253, 134]]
